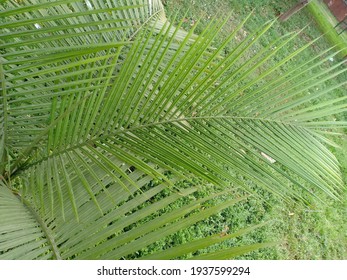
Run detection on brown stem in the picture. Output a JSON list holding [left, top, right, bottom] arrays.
[[279, 0, 310, 22]]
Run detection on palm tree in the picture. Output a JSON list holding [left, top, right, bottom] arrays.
[[0, 0, 346, 260]]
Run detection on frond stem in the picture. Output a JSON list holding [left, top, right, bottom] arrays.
[[0, 60, 8, 176], [13, 115, 314, 176]]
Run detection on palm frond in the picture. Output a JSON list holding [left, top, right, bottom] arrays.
[[3, 0, 346, 214], [1, 170, 264, 260], [0, 0, 165, 160], [0, 0, 346, 260], [0, 180, 56, 259]]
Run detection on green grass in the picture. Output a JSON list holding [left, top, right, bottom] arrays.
[[133, 0, 347, 260]]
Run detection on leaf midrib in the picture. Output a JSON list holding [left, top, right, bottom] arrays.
[[0, 60, 8, 175], [12, 115, 310, 177]]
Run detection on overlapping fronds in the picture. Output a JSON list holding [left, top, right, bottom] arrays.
[[0, 181, 54, 259], [1, 170, 270, 260], [0, 0, 346, 259]]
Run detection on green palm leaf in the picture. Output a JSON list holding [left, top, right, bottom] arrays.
[[1, 0, 346, 259], [0, 180, 56, 259], [1, 169, 268, 260]]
